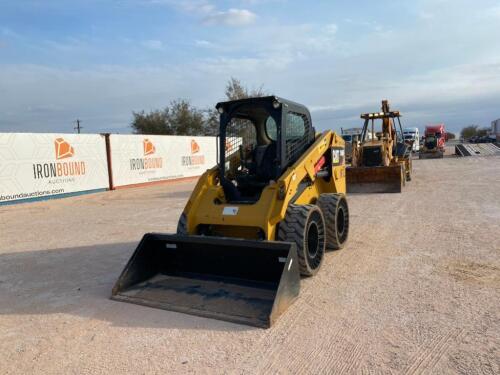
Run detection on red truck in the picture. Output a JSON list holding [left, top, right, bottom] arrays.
[[419, 124, 446, 159]]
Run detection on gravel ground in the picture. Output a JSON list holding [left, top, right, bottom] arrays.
[[1, 154, 499, 374]]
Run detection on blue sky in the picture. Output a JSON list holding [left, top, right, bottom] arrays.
[[1, 0, 500, 134]]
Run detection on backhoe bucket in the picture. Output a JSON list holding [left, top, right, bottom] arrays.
[[111, 233, 300, 328], [347, 165, 403, 193]]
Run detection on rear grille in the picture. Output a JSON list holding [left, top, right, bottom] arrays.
[[363, 146, 383, 167]]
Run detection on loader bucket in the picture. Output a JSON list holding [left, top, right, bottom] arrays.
[[111, 233, 300, 328], [347, 165, 403, 193]]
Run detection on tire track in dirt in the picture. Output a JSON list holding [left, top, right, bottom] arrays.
[[234, 195, 404, 374], [239, 170, 437, 374], [254, 317, 368, 374], [404, 327, 466, 375]]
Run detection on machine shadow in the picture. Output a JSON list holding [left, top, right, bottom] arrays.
[[0, 242, 255, 333]]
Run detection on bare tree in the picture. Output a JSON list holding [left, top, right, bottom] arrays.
[[130, 78, 267, 136], [225, 77, 266, 100]]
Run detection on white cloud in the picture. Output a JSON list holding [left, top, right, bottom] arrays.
[[325, 23, 338, 35], [145, 0, 214, 15], [1, 27, 20, 38], [141, 39, 164, 50], [43, 37, 87, 52], [492, 5, 500, 18], [195, 39, 215, 48], [202, 8, 257, 26], [418, 11, 435, 19], [2, 1, 500, 134], [173, 0, 215, 15], [478, 4, 500, 19], [148, 1, 255, 27]]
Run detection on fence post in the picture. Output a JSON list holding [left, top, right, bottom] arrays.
[[102, 133, 114, 190]]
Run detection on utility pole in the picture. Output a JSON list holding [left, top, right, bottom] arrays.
[[74, 119, 83, 134]]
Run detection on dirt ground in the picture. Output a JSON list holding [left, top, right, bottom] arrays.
[[1, 154, 499, 374]]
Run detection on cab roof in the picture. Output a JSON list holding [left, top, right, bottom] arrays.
[[216, 96, 311, 118], [360, 110, 401, 120]]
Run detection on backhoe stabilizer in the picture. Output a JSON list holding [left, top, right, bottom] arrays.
[[346, 165, 403, 193], [111, 233, 300, 328]]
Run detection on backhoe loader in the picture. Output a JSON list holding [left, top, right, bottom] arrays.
[[347, 100, 412, 193], [112, 96, 349, 328]]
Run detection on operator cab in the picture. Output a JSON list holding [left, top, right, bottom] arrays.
[[216, 96, 315, 203], [342, 134, 352, 142], [358, 101, 410, 165]]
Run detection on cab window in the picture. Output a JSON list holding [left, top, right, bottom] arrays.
[[286, 112, 306, 139], [265, 116, 277, 141], [342, 135, 352, 142]]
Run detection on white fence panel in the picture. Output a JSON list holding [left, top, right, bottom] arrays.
[[109, 135, 217, 187], [0, 133, 109, 204]]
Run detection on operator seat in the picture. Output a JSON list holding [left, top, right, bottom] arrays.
[[253, 142, 277, 181], [225, 141, 277, 202]]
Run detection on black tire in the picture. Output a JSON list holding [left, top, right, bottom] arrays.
[[317, 194, 349, 250], [176, 212, 187, 234], [277, 204, 326, 276]]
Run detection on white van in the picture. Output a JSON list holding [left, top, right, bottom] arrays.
[[403, 127, 420, 152]]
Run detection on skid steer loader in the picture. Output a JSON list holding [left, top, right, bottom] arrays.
[[111, 96, 349, 328], [347, 100, 412, 193]]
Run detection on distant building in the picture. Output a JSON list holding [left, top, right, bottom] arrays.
[[492, 119, 500, 140]]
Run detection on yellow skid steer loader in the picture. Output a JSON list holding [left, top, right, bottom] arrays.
[[112, 96, 349, 328]]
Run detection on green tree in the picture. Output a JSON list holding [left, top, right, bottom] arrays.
[[446, 132, 456, 140], [202, 108, 220, 136], [459, 125, 490, 140], [476, 127, 490, 137], [460, 125, 479, 140], [168, 100, 205, 136], [131, 108, 172, 135], [131, 100, 206, 135]]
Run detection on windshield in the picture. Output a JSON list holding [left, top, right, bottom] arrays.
[[223, 117, 256, 173], [219, 103, 281, 201], [342, 135, 352, 142]]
